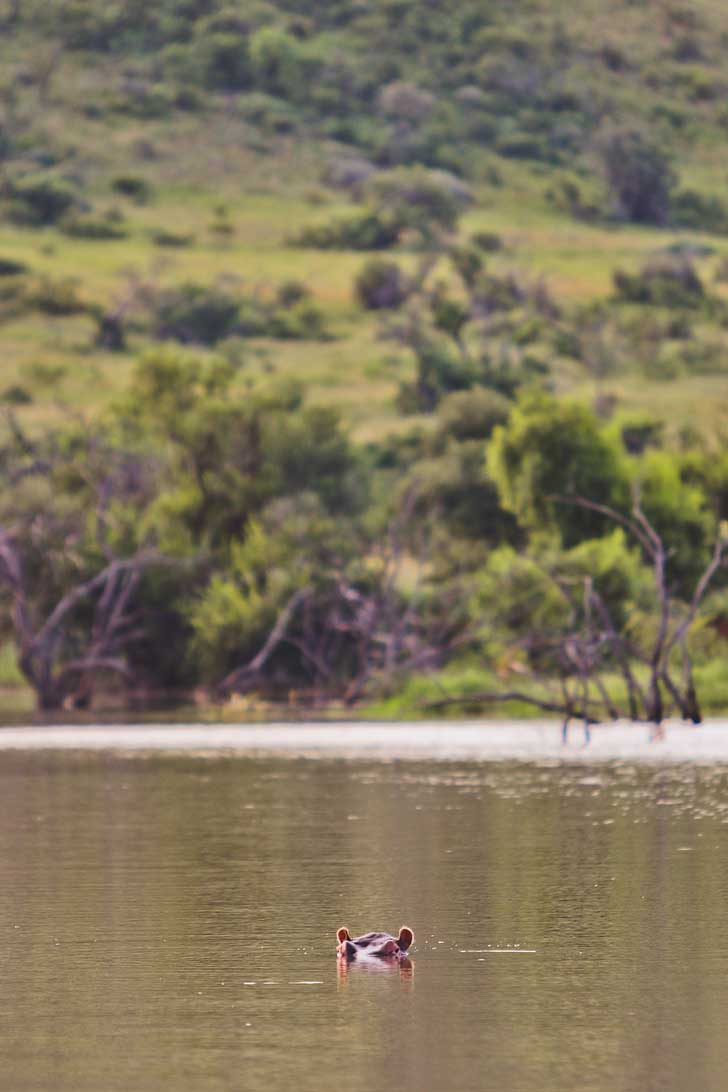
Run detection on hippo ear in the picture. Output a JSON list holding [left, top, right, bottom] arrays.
[[398, 926, 414, 951], [337, 927, 351, 944]]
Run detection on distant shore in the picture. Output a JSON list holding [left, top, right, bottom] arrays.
[[2, 720, 728, 764]]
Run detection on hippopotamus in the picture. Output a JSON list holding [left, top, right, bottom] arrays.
[[336, 926, 414, 960]]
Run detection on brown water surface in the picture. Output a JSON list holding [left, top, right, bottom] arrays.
[[1, 751, 728, 1092]]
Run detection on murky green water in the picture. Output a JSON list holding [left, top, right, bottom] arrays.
[[2, 751, 728, 1092]]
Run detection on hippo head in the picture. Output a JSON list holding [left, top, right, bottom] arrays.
[[336, 926, 414, 960]]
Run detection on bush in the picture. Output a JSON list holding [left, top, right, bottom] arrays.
[[114, 81, 175, 120], [0, 258, 28, 277], [151, 280, 329, 345], [617, 414, 664, 454], [150, 229, 195, 247], [1, 384, 32, 405], [25, 276, 86, 315], [366, 167, 472, 242], [597, 126, 676, 225], [6, 173, 79, 226], [471, 231, 503, 253], [267, 300, 328, 340], [61, 211, 128, 239], [276, 280, 309, 308], [153, 283, 240, 345], [237, 92, 300, 133], [249, 27, 303, 99], [378, 81, 436, 123], [294, 211, 400, 250], [111, 175, 152, 203], [613, 257, 705, 308], [325, 156, 377, 194], [437, 388, 511, 442], [355, 258, 410, 309], [670, 189, 728, 233], [196, 30, 252, 91]]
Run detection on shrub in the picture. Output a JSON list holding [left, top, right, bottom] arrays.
[[450, 244, 483, 288], [471, 231, 503, 253], [267, 299, 327, 339], [496, 130, 548, 161], [613, 257, 705, 308], [153, 283, 240, 345], [25, 276, 86, 315], [1, 384, 32, 405], [670, 189, 728, 233], [378, 81, 436, 123], [355, 258, 410, 309], [197, 31, 252, 91], [57, 3, 117, 50], [61, 211, 128, 239], [111, 175, 152, 203], [150, 281, 329, 344], [597, 126, 676, 225], [0, 257, 28, 276], [150, 229, 195, 247], [366, 167, 472, 242], [325, 156, 377, 194], [617, 414, 664, 454], [237, 92, 300, 133], [6, 172, 79, 226], [276, 280, 309, 308], [249, 27, 302, 99], [294, 211, 400, 250], [114, 81, 175, 120], [437, 387, 511, 442]]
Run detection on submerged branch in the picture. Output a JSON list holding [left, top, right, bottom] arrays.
[[420, 689, 601, 723]]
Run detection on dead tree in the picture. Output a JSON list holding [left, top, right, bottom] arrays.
[[425, 494, 727, 738], [215, 588, 312, 700], [0, 528, 166, 710]]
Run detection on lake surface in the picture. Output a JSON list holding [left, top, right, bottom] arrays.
[[2, 735, 728, 1091]]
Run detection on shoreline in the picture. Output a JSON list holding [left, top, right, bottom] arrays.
[[2, 719, 728, 763]]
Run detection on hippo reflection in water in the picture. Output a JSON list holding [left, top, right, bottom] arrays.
[[336, 926, 414, 961]]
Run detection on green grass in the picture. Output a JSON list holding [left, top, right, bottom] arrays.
[[3, 172, 728, 446], [4, 0, 728, 445], [0, 642, 23, 686]]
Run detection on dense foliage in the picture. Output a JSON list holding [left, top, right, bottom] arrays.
[[2, 0, 728, 718]]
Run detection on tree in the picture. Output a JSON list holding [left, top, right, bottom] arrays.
[[249, 28, 303, 99], [429, 501, 727, 736], [597, 125, 676, 225], [190, 489, 465, 705], [116, 349, 365, 551], [0, 417, 177, 710], [0, 533, 167, 709], [487, 392, 630, 546], [365, 167, 472, 248]]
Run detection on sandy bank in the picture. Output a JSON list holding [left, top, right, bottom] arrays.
[[2, 719, 728, 763]]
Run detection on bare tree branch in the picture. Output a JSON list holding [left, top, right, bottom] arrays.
[[217, 587, 311, 695]]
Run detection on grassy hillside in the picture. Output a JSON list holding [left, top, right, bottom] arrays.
[[1, 0, 728, 443]]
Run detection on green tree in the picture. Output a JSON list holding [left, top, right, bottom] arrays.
[[597, 125, 676, 225], [116, 348, 364, 552], [249, 27, 302, 99], [487, 392, 630, 546], [366, 167, 471, 247]]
